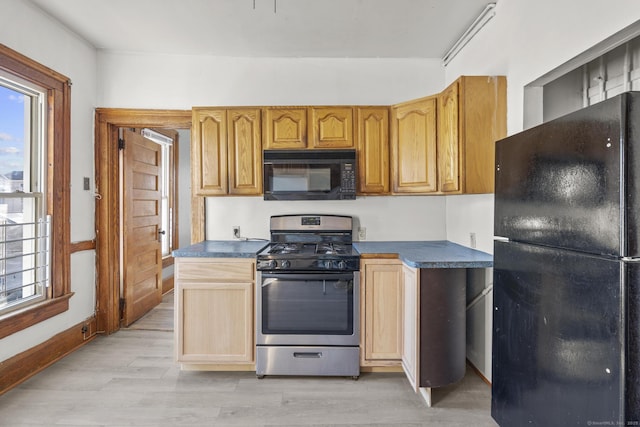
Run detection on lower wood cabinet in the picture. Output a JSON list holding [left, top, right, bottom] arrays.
[[360, 258, 403, 367], [175, 258, 255, 366]]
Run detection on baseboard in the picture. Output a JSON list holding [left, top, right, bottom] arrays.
[[466, 358, 491, 386], [0, 316, 97, 395], [162, 275, 174, 295]]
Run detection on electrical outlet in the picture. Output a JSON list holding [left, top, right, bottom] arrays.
[[470, 232, 477, 248], [233, 226, 241, 239], [358, 227, 366, 241]]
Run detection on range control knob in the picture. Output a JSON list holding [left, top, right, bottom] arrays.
[[338, 260, 347, 270], [264, 259, 276, 270], [281, 260, 291, 269]]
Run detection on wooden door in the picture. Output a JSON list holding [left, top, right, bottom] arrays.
[[122, 129, 163, 326], [356, 107, 390, 194], [437, 80, 461, 193], [192, 108, 227, 195], [391, 97, 437, 193], [227, 108, 262, 195], [263, 107, 308, 149], [309, 107, 354, 148]]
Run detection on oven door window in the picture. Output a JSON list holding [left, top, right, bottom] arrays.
[[261, 274, 354, 335]]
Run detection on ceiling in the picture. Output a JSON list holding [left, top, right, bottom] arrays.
[[28, 0, 494, 59]]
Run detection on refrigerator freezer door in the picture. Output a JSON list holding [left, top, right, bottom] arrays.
[[491, 240, 636, 426], [494, 92, 640, 257]]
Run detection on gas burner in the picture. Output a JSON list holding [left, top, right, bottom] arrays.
[[315, 243, 346, 255], [256, 214, 359, 272], [268, 243, 301, 254]]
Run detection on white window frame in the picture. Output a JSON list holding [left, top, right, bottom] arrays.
[[0, 74, 50, 315]]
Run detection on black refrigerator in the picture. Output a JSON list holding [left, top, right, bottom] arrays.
[[492, 92, 640, 426]]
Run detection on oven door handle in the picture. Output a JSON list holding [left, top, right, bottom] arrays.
[[260, 273, 355, 281], [293, 352, 323, 359]]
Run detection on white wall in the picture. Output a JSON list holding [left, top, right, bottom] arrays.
[[0, 0, 97, 361], [443, 0, 640, 378], [206, 196, 446, 241], [97, 52, 448, 239], [97, 54, 444, 108]]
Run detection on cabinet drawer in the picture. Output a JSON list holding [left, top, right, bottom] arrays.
[[176, 258, 255, 281]]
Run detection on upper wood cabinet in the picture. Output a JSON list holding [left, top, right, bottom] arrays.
[[356, 107, 390, 195], [192, 107, 262, 196], [309, 106, 354, 148], [437, 75, 507, 194], [192, 108, 227, 195], [192, 75, 505, 197], [262, 107, 308, 149], [390, 96, 438, 194], [227, 109, 262, 195], [437, 83, 461, 193]]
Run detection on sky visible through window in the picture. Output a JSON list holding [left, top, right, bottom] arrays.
[[0, 85, 25, 178]]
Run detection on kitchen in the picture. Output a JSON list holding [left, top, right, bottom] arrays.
[[1, 0, 640, 425]]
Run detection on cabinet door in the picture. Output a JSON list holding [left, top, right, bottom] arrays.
[[176, 281, 254, 363], [361, 260, 402, 366], [356, 107, 390, 194], [263, 107, 308, 149], [402, 265, 420, 392], [437, 81, 461, 193], [460, 75, 507, 194], [391, 97, 437, 193], [192, 108, 227, 195], [227, 108, 262, 195], [309, 107, 354, 148]]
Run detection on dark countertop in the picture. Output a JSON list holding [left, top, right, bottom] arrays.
[[354, 240, 493, 268], [173, 239, 492, 268], [172, 240, 269, 258]]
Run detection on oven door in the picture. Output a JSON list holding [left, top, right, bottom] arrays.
[[257, 271, 359, 346]]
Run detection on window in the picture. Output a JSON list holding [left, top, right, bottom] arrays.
[[141, 128, 176, 259], [0, 44, 71, 338], [0, 76, 49, 314], [524, 21, 640, 126]]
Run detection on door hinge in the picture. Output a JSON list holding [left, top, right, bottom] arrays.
[[119, 298, 125, 319], [118, 138, 125, 150]]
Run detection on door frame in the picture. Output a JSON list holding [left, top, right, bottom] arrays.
[[94, 108, 204, 334]]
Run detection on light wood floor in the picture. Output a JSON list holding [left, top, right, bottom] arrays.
[[0, 291, 498, 426]]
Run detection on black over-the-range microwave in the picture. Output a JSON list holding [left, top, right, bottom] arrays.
[[263, 149, 357, 201]]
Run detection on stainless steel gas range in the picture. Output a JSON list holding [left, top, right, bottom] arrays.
[[255, 214, 360, 379]]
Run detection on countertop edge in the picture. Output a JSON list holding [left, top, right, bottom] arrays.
[[355, 241, 493, 269]]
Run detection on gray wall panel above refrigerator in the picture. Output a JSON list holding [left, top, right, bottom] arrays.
[[494, 92, 640, 258]]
